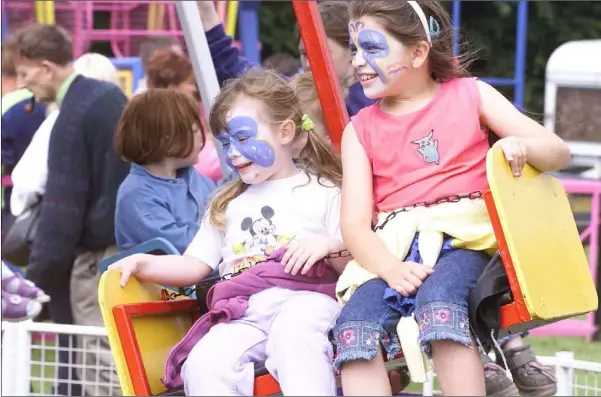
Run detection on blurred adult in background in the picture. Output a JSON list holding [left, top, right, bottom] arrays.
[[263, 52, 301, 78], [7, 23, 128, 396], [11, 52, 122, 217], [146, 48, 223, 182], [1, 43, 46, 233]]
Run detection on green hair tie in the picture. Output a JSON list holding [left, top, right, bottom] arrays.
[[301, 114, 315, 132]]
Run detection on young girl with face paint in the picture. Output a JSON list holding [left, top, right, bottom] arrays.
[[333, 1, 571, 396], [108, 70, 348, 396]]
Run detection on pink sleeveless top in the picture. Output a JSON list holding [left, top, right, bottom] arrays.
[[352, 77, 489, 212]]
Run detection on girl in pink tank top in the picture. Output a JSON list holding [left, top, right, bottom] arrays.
[[332, 1, 571, 396]]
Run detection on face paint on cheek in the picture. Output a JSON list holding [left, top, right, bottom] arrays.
[[357, 29, 390, 83], [226, 116, 276, 167], [387, 62, 409, 75]]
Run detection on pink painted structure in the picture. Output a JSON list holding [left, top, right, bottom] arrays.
[[2, 1, 251, 58]]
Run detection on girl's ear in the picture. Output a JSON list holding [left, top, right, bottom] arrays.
[[411, 41, 430, 69], [279, 119, 297, 145]]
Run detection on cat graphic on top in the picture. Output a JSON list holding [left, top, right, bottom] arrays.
[[411, 129, 440, 165]]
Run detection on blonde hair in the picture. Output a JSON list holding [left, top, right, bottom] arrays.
[[208, 69, 342, 229], [292, 71, 349, 143], [73, 52, 120, 87]]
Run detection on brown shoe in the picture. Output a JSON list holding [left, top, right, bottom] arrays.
[[483, 354, 520, 396], [388, 364, 411, 394], [503, 345, 557, 396]]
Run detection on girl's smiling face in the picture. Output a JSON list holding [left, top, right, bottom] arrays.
[[349, 16, 414, 99], [217, 95, 293, 185]]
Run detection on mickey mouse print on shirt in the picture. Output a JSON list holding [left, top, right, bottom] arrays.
[[231, 206, 293, 273]]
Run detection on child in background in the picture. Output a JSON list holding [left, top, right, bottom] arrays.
[[2, 260, 50, 321], [146, 49, 224, 182], [333, 1, 570, 395], [113, 89, 216, 254], [109, 70, 347, 396]]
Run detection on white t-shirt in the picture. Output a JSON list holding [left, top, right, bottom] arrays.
[[184, 171, 341, 276]]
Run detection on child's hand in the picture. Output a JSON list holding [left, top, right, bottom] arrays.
[[494, 137, 528, 177], [381, 261, 434, 297], [281, 236, 336, 276], [107, 254, 144, 288]]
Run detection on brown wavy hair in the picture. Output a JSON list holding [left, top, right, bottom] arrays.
[[114, 89, 203, 165], [348, 0, 475, 81], [207, 69, 342, 229]]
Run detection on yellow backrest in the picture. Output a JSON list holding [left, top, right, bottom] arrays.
[[486, 146, 598, 320], [98, 271, 195, 395]]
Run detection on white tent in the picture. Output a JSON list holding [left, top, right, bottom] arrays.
[[544, 39, 601, 170]]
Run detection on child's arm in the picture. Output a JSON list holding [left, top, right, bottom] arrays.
[[196, 1, 256, 85], [340, 124, 432, 295], [477, 80, 571, 174], [115, 188, 201, 255], [109, 253, 213, 288], [111, 212, 225, 287]]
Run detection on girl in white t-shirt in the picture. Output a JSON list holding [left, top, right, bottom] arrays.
[[109, 69, 349, 396]]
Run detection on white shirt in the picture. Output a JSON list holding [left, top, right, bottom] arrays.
[[10, 109, 59, 216], [185, 171, 342, 276]]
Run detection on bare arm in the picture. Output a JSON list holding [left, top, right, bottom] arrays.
[[109, 253, 214, 288], [478, 80, 571, 172], [340, 123, 400, 278], [196, 1, 221, 31]]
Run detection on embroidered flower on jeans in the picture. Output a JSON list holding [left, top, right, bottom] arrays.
[[342, 329, 357, 345], [364, 331, 380, 346], [435, 309, 451, 323]]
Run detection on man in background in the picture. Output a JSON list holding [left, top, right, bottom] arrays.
[[7, 23, 129, 396]]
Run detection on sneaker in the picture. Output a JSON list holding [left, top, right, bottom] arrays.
[[1, 290, 43, 322], [502, 345, 557, 396], [2, 272, 50, 303], [483, 354, 519, 396]]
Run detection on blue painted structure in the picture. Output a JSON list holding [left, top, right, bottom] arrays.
[[110, 56, 144, 93], [238, 0, 261, 65], [2, 4, 9, 42], [451, 1, 529, 108]]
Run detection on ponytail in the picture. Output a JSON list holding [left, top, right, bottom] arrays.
[[297, 126, 343, 188]]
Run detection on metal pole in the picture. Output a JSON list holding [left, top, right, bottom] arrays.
[[174, 1, 231, 176]]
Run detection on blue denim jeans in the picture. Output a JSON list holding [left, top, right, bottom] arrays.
[[331, 235, 490, 371]]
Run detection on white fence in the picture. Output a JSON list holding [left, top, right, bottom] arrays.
[[2, 320, 601, 396]]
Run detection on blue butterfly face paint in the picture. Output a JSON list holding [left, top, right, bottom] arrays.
[[217, 116, 276, 182], [356, 29, 390, 82], [349, 18, 410, 97]]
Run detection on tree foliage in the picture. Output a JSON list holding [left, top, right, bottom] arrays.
[[258, 1, 601, 113]]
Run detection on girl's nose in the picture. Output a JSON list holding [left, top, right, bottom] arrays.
[[352, 51, 366, 68]]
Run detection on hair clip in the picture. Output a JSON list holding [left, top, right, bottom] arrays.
[[301, 114, 315, 132], [429, 16, 441, 39]]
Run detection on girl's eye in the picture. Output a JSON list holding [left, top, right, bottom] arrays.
[[238, 137, 248, 143]]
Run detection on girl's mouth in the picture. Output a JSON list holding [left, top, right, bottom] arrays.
[[235, 161, 253, 173], [359, 73, 378, 85]]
